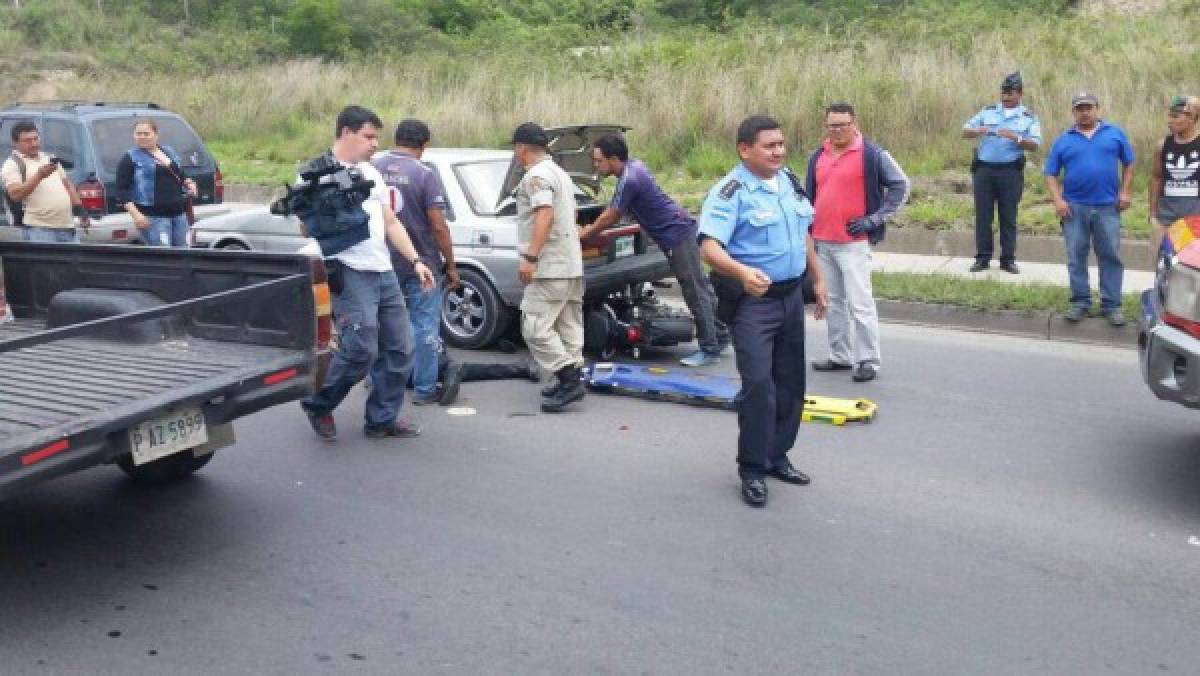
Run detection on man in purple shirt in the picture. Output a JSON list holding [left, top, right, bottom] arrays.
[[372, 119, 458, 404], [580, 134, 730, 366]]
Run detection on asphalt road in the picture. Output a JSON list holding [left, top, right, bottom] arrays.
[[2, 323, 1199, 675]]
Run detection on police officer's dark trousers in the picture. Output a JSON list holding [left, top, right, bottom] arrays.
[[731, 281, 806, 479], [973, 164, 1024, 265]]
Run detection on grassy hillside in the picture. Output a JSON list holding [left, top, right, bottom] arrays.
[[4, 0, 1194, 237]]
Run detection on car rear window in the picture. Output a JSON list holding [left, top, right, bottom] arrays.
[[89, 115, 213, 176], [454, 157, 594, 216], [453, 159, 510, 216]]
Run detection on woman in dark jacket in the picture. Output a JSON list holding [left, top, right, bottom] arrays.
[[115, 118, 197, 247]]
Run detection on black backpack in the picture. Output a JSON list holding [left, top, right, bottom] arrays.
[[3, 153, 26, 227]]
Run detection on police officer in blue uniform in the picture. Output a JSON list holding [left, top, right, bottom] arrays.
[[963, 72, 1042, 273], [698, 115, 829, 508]]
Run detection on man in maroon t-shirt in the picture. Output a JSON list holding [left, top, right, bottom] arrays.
[[806, 103, 909, 383]]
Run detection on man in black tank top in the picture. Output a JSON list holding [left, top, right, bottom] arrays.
[[1150, 95, 1200, 258]]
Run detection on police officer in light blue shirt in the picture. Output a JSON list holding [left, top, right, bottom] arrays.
[[963, 71, 1042, 273], [698, 115, 828, 509]]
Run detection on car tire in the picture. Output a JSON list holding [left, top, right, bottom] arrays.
[[217, 241, 250, 251], [442, 267, 511, 349], [116, 449, 215, 485]]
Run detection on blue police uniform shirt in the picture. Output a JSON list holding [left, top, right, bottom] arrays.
[[1043, 120, 1136, 206], [964, 104, 1042, 163], [698, 163, 812, 283]]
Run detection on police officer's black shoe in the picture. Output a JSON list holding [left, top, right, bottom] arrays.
[[741, 478, 768, 507], [969, 260, 989, 272], [768, 464, 811, 485], [541, 366, 585, 413], [540, 381, 560, 397], [999, 261, 1020, 274]]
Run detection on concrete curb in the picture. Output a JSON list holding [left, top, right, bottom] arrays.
[[878, 228, 1155, 272], [876, 299, 1137, 349]]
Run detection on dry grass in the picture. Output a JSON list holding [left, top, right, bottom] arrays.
[[22, 4, 1194, 184]]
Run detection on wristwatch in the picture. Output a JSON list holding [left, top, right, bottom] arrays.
[[521, 252, 540, 263], [409, 256, 421, 266]]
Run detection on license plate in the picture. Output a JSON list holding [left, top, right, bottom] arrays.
[[129, 407, 208, 465], [614, 235, 634, 259]]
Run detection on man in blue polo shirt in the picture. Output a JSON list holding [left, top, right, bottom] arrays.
[[582, 133, 730, 366], [1044, 92, 1135, 326]]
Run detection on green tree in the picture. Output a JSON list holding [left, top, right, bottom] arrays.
[[283, 0, 348, 58]]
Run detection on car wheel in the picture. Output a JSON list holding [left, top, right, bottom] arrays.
[[442, 267, 511, 349], [217, 241, 250, 251], [116, 450, 215, 485]]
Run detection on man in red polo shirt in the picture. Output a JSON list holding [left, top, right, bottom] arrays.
[[804, 103, 910, 382]]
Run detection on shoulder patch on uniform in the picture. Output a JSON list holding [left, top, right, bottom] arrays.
[[718, 179, 741, 200], [1022, 110, 1034, 117]]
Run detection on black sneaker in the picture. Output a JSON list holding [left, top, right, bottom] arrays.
[[1063, 306, 1088, 322], [303, 405, 337, 441], [969, 260, 989, 272], [364, 418, 421, 439], [851, 363, 878, 382], [999, 261, 1020, 274]]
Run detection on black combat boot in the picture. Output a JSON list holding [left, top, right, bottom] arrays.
[[541, 365, 585, 413]]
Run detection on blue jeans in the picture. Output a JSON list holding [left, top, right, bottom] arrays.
[[22, 226, 78, 243], [303, 266, 415, 429], [401, 274, 444, 397], [1062, 203, 1124, 311], [142, 214, 189, 247]]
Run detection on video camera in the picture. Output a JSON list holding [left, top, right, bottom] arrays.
[[270, 152, 376, 257]]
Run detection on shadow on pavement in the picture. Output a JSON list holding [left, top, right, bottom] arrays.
[[1131, 430, 1200, 519], [0, 470, 260, 636]]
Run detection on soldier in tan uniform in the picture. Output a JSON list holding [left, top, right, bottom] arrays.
[[511, 122, 586, 413]]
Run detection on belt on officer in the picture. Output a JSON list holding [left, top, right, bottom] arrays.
[[763, 277, 803, 299], [976, 157, 1025, 171]]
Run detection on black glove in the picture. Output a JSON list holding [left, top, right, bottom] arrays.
[[846, 217, 877, 237]]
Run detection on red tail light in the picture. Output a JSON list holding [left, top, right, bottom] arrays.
[[310, 257, 332, 351], [77, 179, 105, 215], [214, 166, 224, 202], [626, 326, 643, 344], [264, 368, 299, 385], [22, 439, 69, 466]]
